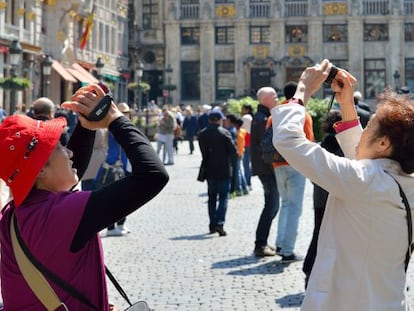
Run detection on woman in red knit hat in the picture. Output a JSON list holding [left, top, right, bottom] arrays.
[[0, 84, 169, 310]]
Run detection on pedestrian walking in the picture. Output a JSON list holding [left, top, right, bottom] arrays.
[[198, 110, 237, 236]]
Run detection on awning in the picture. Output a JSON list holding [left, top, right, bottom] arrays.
[[66, 67, 90, 84], [73, 63, 99, 84], [52, 60, 77, 83]]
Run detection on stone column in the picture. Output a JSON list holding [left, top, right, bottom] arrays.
[[234, 20, 249, 96], [348, 19, 364, 91], [164, 20, 181, 106], [200, 20, 215, 105]]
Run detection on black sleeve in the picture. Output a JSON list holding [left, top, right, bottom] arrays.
[[70, 116, 169, 252], [67, 122, 95, 181]]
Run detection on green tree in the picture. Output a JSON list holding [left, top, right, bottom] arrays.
[[225, 96, 259, 115]]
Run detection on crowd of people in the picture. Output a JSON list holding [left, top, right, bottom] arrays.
[[1, 60, 414, 310]]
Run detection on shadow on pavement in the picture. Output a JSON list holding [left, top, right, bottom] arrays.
[[275, 292, 304, 308], [212, 256, 288, 276], [170, 233, 215, 240]]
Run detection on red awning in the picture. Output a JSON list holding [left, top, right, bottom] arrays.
[[52, 60, 77, 83]]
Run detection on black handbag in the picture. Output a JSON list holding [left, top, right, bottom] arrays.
[[197, 160, 206, 182]]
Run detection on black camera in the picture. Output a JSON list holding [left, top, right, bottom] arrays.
[[324, 65, 339, 86]]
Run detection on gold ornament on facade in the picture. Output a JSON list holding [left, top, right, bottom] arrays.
[[252, 46, 269, 59], [17, 8, 25, 16], [288, 45, 306, 58], [27, 11, 36, 21], [215, 5, 236, 17], [0, 2, 7, 10], [323, 3, 347, 15], [44, 0, 56, 5], [104, 55, 110, 62]]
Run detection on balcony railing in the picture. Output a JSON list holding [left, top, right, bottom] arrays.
[[362, 0, 390, 15], [285, 1, 308, 17], [249, 2, 270, 18], [180, 4, 199, 19]]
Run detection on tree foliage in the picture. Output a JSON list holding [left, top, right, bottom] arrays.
[[225, 95, 330, 142]]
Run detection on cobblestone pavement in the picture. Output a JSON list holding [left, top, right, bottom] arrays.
[[102, 142, 414, 310], [2, 142, 414, 310]]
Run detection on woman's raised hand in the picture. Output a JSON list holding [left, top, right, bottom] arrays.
[[61, 84, 123, 130]]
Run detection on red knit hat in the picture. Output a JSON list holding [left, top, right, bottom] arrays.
[[0, 115, 66, 206]]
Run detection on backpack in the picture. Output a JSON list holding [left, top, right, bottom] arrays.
[[261, 127, 286, 164]]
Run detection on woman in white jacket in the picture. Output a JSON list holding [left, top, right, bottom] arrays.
[[265, 59, 414, 311]]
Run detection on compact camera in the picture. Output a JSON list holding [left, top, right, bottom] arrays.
[[324, 65, 339, 86]]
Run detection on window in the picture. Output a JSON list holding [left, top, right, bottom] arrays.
[[364, 59, 386, 99], [215, 27, 235, 44], [216, 61, 235, 100], [181, 61, 200, 100], [181, 0, 199, 19], [405, 23, 414, 41], [364, 24, 388, 41], [362, 0, 389, 15], [405, 59, 414, 92], [181, 27, 200, 45], [323, 24, 347, 42], [250, 26, 270, 44], [285, 0, 308, 17], [215, 0, 234, 3], [250, 0, 270, 18], [143, 0, 158, 29], [285, 25, 307, 43]]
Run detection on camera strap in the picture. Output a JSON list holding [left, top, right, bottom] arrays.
[[385, 171, 413, 272]]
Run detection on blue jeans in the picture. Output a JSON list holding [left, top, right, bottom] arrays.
[[235, 156, 248, 193], [255, 173, 279, 248], [243, 147, 251, 187], [207, 178, 230, 227], [274, 165, 306, 256]]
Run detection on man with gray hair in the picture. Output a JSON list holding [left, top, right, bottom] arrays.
[[251, 87, 280, 257]]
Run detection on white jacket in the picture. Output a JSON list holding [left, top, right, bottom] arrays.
[[271, 103, 414, 311]]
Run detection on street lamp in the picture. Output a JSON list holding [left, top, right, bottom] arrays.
[[135, 61, 144, 111], [42, 55, 53, 97], [166, 64, 173, 105], [9, 39, 22, 114], [393, 70, 400, 91], [95, 56, 104, 80]]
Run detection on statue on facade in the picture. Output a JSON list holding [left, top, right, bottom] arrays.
[[202, 2, 212, 19], [61, 39, 75, 66], [168, 1, 177, 20], [273, 0, 282, 18], [351, 0, 360, 16]]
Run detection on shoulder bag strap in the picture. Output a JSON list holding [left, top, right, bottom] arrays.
[[385, 172, 413, 272], [10, 214, 67, 311], [11, 214, 99, 310]]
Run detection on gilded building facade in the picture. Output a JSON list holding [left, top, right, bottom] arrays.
[[134, 0, 414, 106], [0, 0, 129, 114]]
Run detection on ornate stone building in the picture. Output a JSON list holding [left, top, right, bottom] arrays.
[[0, 0, 129, 114], [133, 0, 414, 106]]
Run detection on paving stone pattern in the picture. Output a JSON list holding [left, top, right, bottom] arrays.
[[102, 143, 414, 311]]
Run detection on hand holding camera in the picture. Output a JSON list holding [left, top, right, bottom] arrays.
[[62, 84, 123, 130]]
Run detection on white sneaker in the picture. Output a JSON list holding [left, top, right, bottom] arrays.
[[117, 224, 131, 234], [106, 228, 124, 237]]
